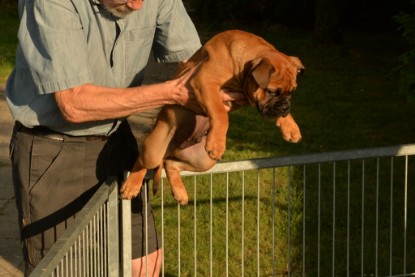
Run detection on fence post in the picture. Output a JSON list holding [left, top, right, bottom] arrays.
[[107, 178, 120, 276], [121, 171, 132, 276]]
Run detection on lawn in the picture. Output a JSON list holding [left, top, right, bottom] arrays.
[[0, 6, 18, 85]]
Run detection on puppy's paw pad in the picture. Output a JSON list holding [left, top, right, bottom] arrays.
[[120, 181, 141, 200], [207, 150, 222, 161], [205, 142, 226, 160], [173, 192, 189, 205]]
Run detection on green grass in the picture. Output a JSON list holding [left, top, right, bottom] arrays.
[[0, 6, 18, 84], [152, 168, 303, 276]]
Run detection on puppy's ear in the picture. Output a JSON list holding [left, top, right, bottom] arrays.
[[289, 56, 305, 76], [250, 57, 275, 89]]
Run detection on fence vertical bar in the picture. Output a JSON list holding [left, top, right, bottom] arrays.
[[93, 214, 97, 276], [389, 157, 394, 276], [69, 251, 72, 276], [122, 172, 132, 277], [74, 242, 77, 276], [287, 167, 292, 277], [241, 171, 245, 277], [86, 224, 90, 277], [121, 197, 132, 276], [404, 155, 408, 276], [108, 180, 119, 277], [303, 165, 306, 277], [257, 170, 260, 277], [361, 160, 365, 277], [210, 174, 213, 277], [226, 172, 229, 277], [376, 158, 379, 277], [332, 162, 336, 277], [272, 168, 276, 277], [103, 203, 107, 277], [194, 176, 197, 277], [82, 230, 86, 277], [347, 161, 350, 277], [144, 182, 149, 277], [178, 203, 181, 277], [161, 178, 165, 277], [318, 164, 321, 277], [97, 208, 101, 277]]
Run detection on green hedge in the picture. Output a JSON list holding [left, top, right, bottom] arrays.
[[188, 0, 308, 27], [394, 0, 415, 103]]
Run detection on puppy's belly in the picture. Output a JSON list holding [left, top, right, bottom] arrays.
[[171, 136, 217, 172], [169, 113, 210, 153]]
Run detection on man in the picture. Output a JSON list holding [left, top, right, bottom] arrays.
[[6, 0, 243, 275]]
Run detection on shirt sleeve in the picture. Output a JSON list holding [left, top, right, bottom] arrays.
[[152, 0, 202, 63], [18, 0, 93, 94]]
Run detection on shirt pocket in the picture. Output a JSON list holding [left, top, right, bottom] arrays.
[[124, 26, 156, 79]]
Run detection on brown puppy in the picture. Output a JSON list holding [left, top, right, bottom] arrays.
[[121, 30, 304, 203]]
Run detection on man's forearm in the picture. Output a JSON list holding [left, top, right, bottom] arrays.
[[54, 81, 182, 123]]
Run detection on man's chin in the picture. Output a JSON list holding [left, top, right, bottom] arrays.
[[105, 6, 134, 18]]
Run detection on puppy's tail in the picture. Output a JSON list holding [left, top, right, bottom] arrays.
[[152, 162, 164, 195]]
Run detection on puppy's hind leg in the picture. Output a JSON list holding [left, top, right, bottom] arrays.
[[166, 137, 217, 205], [121, 107, 177, 200]]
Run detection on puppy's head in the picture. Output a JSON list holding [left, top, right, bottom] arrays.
[[244, 51, 304, 119]]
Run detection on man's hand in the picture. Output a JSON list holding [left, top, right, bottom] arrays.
[[220, 90, 249, 112], [170, 66, 248, 114]]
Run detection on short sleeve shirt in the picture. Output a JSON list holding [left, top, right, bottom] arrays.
[[6, 0, 201, 136]]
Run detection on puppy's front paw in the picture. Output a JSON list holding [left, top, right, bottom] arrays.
[[276, 115, 302, 143], [282, 125, 302, 143], [205, 134, 226, 161], [172, 188, 189, 205]]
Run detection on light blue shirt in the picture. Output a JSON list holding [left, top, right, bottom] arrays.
[[6, 0, 201, 136]]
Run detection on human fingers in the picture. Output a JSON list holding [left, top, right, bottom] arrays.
[[220, 90, 247, 102], [170, 66, 202, 111], [220, 90, 250, 112]]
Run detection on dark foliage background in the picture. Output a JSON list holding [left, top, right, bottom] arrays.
[[186, 0, 414, 102], [187, 0, 410, 31], [394, 0, 415, 103]]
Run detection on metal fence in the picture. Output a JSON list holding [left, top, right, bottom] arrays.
[[30, 177, 133, 276], [31, 144, 415, 276]]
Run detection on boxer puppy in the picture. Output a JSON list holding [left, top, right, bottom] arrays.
[[121, 30, 304, 203]]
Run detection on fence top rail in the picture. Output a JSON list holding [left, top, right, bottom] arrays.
[[169, 143, 415, 177]]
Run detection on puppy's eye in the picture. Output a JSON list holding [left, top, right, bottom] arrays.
[[267, 88, 282, 97]]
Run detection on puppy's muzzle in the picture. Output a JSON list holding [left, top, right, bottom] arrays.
[[259, 97, 291, 119]]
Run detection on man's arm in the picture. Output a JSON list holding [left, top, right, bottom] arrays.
[[55, 82, 178, 123], [54, 67, 197, 123]]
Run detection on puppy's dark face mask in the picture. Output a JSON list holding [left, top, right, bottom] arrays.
[[257, 89, 291, 119], [244, 53, 305, 119]]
